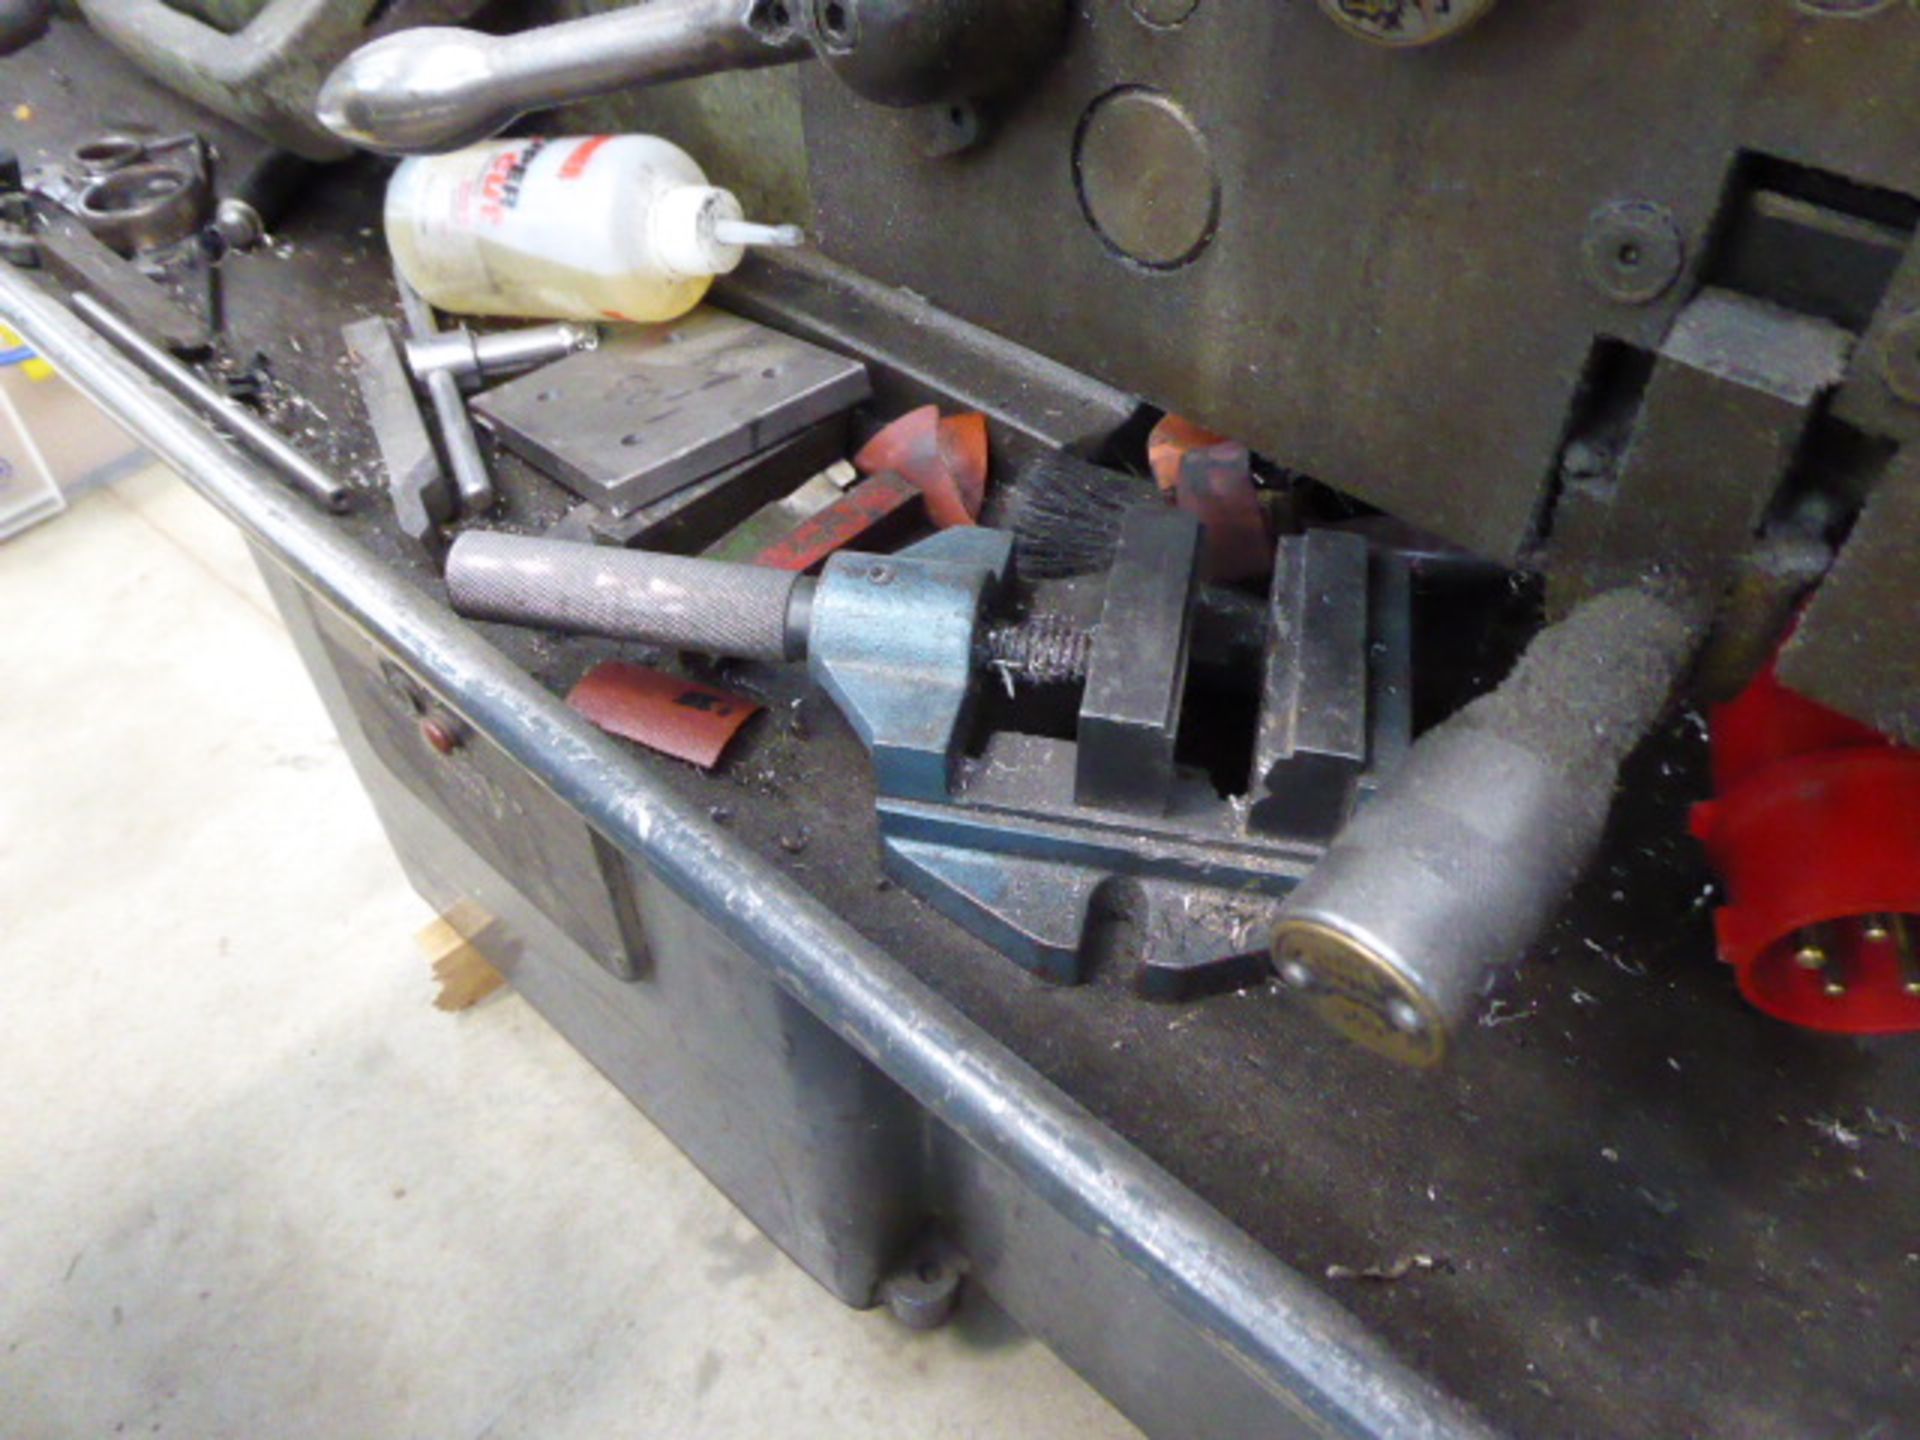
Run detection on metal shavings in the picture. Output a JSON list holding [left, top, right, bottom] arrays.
[[1479, 999, 1537, 1028], [1637, 1186, 1680, 1217], [1803, 1109, 1920, 1153], [1325, 1254, 1442, 1283], [1808, 1116, 1864, 1151], [1582, 936, 1649, 977], [1861, 1108, 1919, 1149]]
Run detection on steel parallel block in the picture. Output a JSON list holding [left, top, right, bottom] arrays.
[[1074, 507, 1202, 813], [471, 309, 870, 518], [1248, 530, 1372, 839]]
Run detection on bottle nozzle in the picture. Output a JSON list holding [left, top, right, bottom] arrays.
[[713, 220, 805, 249]]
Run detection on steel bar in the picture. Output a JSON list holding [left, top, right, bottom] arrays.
[[0, 264, 1494, 1440], [404, 322, 597, 390], [68, 288, 349, 511], [317, 0, 809, 155], [396, 273, 494, 513], [446, 530, 813, 663]]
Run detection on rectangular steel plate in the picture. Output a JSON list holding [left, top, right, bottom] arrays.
[[472, 308, 870, 516]]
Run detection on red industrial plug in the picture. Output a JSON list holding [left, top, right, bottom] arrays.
[[1691, 659, 1920, 1033]]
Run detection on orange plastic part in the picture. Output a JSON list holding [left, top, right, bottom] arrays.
[[854, 404, 988, 528]]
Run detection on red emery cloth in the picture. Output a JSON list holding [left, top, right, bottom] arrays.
[[567, 662, 760, 769]]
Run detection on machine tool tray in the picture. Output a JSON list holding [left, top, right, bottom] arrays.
[[7, 25, 1917, 1439]]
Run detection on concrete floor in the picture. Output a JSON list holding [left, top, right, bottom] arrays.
[[0, 465, 1140, 1440]]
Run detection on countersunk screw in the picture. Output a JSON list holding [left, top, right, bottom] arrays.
[[1582, 201, 1685, 306], [867, 562, 896, 585], [1879, 312, 1920, 407]]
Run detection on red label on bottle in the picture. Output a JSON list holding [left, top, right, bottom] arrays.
[[558, 136, 615, 181], [476, 139, 548, 225]]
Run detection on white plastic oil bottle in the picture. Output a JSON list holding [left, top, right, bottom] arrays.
[[384, 134, 802, 324]]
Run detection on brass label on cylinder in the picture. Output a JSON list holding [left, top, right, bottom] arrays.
[[1274, 920, 1447, 1068]]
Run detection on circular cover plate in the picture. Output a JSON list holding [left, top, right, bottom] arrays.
[[1074, 87, 1219, 269], [1274, 920, 1448, 1068]]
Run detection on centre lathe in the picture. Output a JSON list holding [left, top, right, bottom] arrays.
[[4, 3, 1919, 1437]]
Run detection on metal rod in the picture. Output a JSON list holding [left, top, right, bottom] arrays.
[[425, 369, 493, 512], [0, 265, 1492, 1440], [395, 274, 494, 514], [1793, 922, 1836, 971], [404, 321, 598, 389], [446, 530, 814, 663], [68, 289, 349, 512], [317, 0, 811, 155]]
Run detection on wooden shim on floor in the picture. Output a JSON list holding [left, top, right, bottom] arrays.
[[416, 900, 505, 1012]]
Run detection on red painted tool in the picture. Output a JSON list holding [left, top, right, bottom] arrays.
[[753, 471, 922, 572], [1691, 659, 1920, 1033]]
